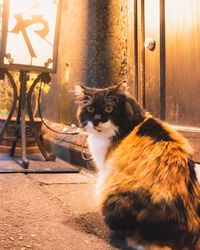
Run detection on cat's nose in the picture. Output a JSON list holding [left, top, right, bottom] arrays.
[[94, 114, 101, 120], [93, 114, 101, 127]]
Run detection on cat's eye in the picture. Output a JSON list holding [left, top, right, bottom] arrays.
[[87, 106, 95, 113], [105, 105, 113, 113]]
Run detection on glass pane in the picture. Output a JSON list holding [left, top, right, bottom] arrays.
[[3, 0, 59, 69]]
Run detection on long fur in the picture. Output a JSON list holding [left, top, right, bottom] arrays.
[[101, 116, 199, 250], [75, 83, 200, 250]]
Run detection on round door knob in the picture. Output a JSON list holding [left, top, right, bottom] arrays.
[[144, 37, 156, 51]]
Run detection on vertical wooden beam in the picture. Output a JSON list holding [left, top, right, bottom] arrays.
[[127, 0, 138, 97], [137, 0, 145, 108], [127, 0, 137, 96], [160, 0, 166, 119], [144, 0, 160, 117], [133, 0, 138, 99]]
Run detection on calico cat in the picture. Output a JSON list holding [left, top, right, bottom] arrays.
[[75, 82, 200, 250]]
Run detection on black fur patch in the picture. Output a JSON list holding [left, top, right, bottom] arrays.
[[106, 95, 145, 141], [102, 189, 150, 236], [102, 189, 192, 247], [136, 118, 173, 142]]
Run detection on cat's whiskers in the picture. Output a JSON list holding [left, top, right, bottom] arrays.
[[106, 95, 118, 104], [78, 87, 119, 109], [94, 126, 102, 132], [88, 89, 118, 107], [104, 88, 110, 98], [114, 132, 119, 142], [80, 95, 93, 105], [80, 120, 88, 128]]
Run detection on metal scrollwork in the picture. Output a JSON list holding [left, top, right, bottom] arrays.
[[0, 69, 56, 167]]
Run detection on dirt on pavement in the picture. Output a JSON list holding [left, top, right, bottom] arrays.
[[0, 169, 131, 250]]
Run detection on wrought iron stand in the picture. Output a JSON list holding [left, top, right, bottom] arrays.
[[0, 69, 56, 168]]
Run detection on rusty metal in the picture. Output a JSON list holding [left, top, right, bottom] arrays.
[[0, 69, 56, 168], [27, 72, 56, 162]]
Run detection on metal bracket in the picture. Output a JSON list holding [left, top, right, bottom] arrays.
[[0, 69, 56, 168]]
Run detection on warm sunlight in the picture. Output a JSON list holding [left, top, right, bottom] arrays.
[[165, 0, 199, 30]]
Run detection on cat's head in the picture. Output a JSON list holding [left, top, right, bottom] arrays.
[[75, 82, 145, 138]]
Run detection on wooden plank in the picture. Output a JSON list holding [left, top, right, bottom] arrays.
[[144, 0, 160, 117], [159, 0, 166, 119], [165, 0, 200, 127], [127, 0, 138, 96], [137, 0, 145, 107]]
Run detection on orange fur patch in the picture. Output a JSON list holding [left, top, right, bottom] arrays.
[[100, 118, 200, 233]]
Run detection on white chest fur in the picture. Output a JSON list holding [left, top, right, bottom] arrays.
[[88, 132, 111, 170], [85, 121, 118, 194], [88, 132, 112, 195], [86, 120, 117, 169]]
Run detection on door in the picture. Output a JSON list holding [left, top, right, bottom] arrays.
[[135, 0, 200, 162]]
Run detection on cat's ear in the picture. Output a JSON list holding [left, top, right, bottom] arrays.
[[74, 84, 92, 102], [74, 84, 86, 100], [112, 81, 129, 94], [74, 84, 82, 98]]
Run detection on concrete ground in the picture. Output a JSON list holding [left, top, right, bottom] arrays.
[[0, 153, 199, 250], [0, 153, 132, 250]]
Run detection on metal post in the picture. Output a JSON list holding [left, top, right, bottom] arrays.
[[26, 72, 56, 161], [19, 71, 29, 168]]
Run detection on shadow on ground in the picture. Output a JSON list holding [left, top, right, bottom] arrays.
[[63, 211, 135, 250]]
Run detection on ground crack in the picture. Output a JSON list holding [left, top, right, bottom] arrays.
[[38, 182, 89, 186]]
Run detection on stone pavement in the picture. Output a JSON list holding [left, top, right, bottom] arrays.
[[0, 153, 131, 250]]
